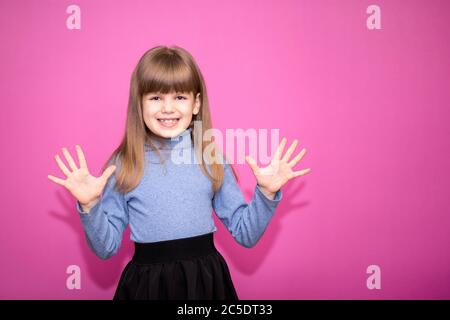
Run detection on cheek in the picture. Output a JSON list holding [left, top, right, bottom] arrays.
[[180, 104, 196, 117], [142, 104, 158, 120], [180, 111, 194, 123]]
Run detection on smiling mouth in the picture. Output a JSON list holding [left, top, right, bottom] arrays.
[[157, 118, 180, 127], [157, 118, 180, 123]]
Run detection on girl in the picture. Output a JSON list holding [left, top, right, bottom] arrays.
[[47, 45, 311, 300]]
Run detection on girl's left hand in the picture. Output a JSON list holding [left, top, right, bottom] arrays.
[[245, 138, 311, 199]]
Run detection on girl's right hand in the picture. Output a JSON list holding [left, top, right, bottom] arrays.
[[47, 145, 117, 213]]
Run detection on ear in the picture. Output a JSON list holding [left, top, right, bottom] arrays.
[[193, 92, 201, 115]]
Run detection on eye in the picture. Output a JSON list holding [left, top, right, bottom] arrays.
[[149, 96, 160, 101], [176, 96, 187, 100]]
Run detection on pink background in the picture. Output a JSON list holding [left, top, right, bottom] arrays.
[[1, 0, 450, 299]]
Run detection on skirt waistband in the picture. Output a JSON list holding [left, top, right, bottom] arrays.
[[132, 232, 217, 264]]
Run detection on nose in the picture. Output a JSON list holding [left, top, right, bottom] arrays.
[[161, 99, 175, 113]]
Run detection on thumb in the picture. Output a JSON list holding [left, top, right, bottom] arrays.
[[101, 165, 117, 181], [245, 156, 259, 173]]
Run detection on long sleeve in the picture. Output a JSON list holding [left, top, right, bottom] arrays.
[[75, 169, 129, 260], [212, 162, 283, 248]]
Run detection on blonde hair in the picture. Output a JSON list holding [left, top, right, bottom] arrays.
[[102, 45, 237, 194]]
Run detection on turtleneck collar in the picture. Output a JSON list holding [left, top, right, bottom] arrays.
[[145, 127, 193, 151]]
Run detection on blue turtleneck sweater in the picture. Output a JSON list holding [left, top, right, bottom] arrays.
[[76, 127, 283, 259]]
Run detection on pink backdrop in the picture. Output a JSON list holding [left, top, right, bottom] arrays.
[[1, 0, 450, 299]]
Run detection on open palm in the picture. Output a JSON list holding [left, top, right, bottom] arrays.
[[245, 138, 311, 195], [47, 145, 117, 206]]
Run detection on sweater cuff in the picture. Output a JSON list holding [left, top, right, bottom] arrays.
[[76, 200, 102, 222], [255, 184, 282, 205]]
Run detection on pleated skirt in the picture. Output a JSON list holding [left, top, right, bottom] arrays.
[[113, 232, 239, 300]]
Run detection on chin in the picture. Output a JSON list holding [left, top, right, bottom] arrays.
[[150, 122, 188, 138]]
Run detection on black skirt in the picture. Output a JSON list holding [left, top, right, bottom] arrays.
[[113, 232, 239, 300]]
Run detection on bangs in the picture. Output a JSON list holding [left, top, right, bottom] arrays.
[[138, 53, 199, 95]]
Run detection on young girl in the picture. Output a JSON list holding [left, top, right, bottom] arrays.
[[48, 45, 311, 300]]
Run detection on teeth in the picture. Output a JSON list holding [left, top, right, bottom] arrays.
[[159, 119, 178, 123]]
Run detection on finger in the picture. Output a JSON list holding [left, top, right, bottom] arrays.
[[54, 154, 71, 176], [62, 147, 79, 171], [47, 174, 66, 187], [76, 145, 88, 169], [245, 156, 260, 173], [288, 148, 307, 167], [273, 137, 287, 160], [291, 168, 312, 178], [282, 139, 299, 162]]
